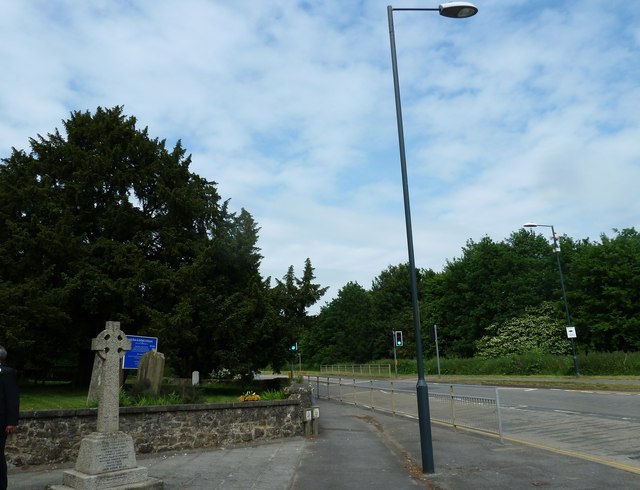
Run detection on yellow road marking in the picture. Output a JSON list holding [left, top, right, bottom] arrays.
[[502, 435, 640, 475], [431, 420, 640, 475]]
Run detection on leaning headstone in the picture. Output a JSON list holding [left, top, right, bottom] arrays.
[[137, 351, 165, 396], [86, 354, 104, 405], [49, 321, 163, 490], [191, 370, 200, 386]]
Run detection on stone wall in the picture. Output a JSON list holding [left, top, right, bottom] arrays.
[[8, 399, 303, 467]]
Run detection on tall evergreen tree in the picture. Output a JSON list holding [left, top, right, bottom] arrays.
[[0, 106, 294, 381], [271, 259, 328, 369]]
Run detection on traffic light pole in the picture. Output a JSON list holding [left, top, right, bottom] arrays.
[[392, 330, 398, 377], [433, 324, 441, 377], [290, 342, 299, 380]]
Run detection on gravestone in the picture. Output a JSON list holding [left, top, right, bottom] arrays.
[[137, 351, 165, 396], [191, 370, 199, 386], [49, 321, 163, 490], [86, 354, 104, 405]]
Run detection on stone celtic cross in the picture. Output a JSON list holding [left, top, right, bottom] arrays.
[[91, 321, 131, 433]]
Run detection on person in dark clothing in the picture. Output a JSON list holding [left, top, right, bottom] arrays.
[[0, 346, 18, 490]]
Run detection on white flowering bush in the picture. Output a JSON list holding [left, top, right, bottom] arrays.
[[475, 302, 571, 358], [209, 368, 232, 382]]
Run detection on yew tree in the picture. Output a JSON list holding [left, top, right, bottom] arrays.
[[0, 106, 291, 381]]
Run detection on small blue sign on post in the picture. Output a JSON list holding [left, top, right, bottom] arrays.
[[123, 335, 158, 369]]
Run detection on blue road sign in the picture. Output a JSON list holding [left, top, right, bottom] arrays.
[[123, 335, 158, 369]]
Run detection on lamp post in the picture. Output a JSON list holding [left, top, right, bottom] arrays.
[[523, 222, 580, 377], [388, 2, 478, 474]]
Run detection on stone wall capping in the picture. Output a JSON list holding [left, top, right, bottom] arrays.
[[19, 408, 97, 419], [19, 399, 298, 419]]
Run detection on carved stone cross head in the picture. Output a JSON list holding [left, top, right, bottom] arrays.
[[90, 321, 132, 433], [91, 321, 132, 360]]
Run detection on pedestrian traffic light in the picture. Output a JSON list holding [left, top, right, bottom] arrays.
[[395, 331, 403, 347]]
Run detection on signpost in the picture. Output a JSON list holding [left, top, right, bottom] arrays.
[[432, 324, 441, 377], [122, 335, 158, 369]]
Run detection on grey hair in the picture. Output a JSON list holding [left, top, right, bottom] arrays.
[[0, 346, 7, 362]]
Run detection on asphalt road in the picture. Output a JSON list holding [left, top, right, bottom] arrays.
[[420, 380, 639, 421], [311, 376, 640, 472]]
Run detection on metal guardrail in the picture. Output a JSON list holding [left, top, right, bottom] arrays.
[[308, 375, 503, 442], [320, 364, 392, 377]]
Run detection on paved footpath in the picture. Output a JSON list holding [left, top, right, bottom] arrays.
[[10, 398, 640, 489]]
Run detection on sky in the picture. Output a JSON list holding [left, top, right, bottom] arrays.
[[2, 0, 639, 312]]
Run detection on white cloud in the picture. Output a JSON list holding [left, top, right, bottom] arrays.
[[1, 0, 639, 311]]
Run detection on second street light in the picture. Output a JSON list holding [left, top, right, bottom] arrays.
[[523, 222, 580, 377], [388, 2, 478, 474]]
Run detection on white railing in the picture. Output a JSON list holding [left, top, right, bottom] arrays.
[[308, 375, 503, 442]]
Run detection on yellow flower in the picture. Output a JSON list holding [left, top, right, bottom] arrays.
[[239, 391, 261, 402]]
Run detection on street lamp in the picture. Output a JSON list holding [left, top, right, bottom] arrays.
[[523, 222, 580, 377], [388, 2, 478, 474]]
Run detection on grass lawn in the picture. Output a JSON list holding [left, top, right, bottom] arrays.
[[20, 383, 89, 411], [19, 382, 277, 410]]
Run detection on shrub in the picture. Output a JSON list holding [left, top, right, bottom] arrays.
[[475, 303, 570, 359], [260, 389, 285, 400]]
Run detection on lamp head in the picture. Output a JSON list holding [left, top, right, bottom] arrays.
[[523, 222, 538, 228], [439, 2, 479, 18]]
